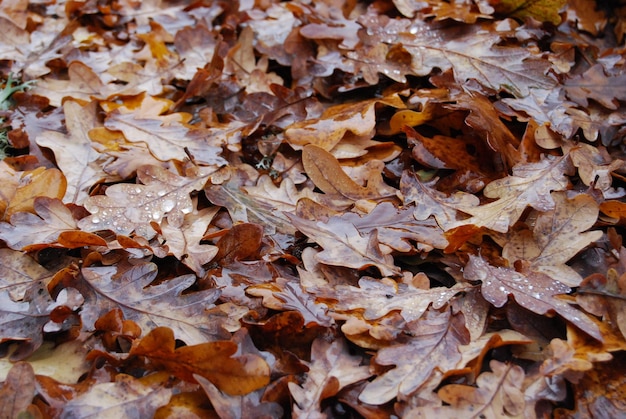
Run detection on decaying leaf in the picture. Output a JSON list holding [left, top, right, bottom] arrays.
[[60, 374, 172, 418], [0, 362, 36, 419], [79, 165, 208, 239], [503, 192, 603, 286], [452, 155, 572, 232], [81, 262, 227, 345], [287, 214, 400, 277], [464, 255, 601, 341], [131, 327, 270, 395], [288, 336, 372, 417], [359, 307, 470, 405]]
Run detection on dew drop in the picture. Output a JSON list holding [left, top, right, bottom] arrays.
[[135, 187, 142, 194], [181, 205, 192, 214], [161, 199, 175, 212], [157, 190, 167, 197], [499, 286, 505, 292], [90, 207, 99, 214], [91, 217, 101, 224], [152, 211, 161, 220]]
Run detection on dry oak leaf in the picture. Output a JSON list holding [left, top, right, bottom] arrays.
[[361, 19, 556, 97], [78, 165, 208, 240], [553, 351, 626, 418], [246, 277, 334, 327], [205, 168, 298, 235], [564, 64, 626, 111], [312, 276, 472, 324], [359, 307, 470, 405], [60, 374, 172, 419], [286, 213, 400, 277], [400, 171, 480, 231], [288, 336, 372, 418], [451, 155, 572, 233], [0, 282, 83, 361], [333, 202, 448, 252], [0, 248, 52, 300], [567, 143, 624, 192], [463, 255, 601, 341], [131, 327, 271, 396], [0, 197, 77, 250], [302, 145, 396, 201], [36, 100, 108, 205], [31, 61, 107, 107], [408, 360, 526, 419], [80, 262, 228, 345], [2, 166, 67, 220], [284, 95, 405, 151], [503, 192, 603, 287], [0, 362, 36, 419], [195, 374, 284, 419], [158, 207, 220, 276], [103, 94, 227, 166], [491, 0, 566, 24]]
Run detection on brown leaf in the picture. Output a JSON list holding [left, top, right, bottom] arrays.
[[4, 167, 66, 219], [60, 374, 172, 418], [451, 155, 572, 233], [288, 336, 372, 417], [80, 262, 227, 345], [195, 374, 283, 419], [0, 197, 77, 250], [359, 307, 470, 405], [287, 213, 400, 277], [464, 255, 601, 341], [214, 223, 264, 265], [36, 100, 106, 205], [78, 165, 208, 240], [302, 144, 394, 200], [131, 327, 271, 395], [411, 360, 526, 418], [503, 192, 603, 286], [284, 95, 405, 151], [0, 362, 36, 419]]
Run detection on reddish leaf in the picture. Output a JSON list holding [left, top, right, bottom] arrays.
[[131, 327, 271, 395]]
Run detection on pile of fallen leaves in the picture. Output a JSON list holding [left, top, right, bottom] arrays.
[[1, 0, 626, 417]]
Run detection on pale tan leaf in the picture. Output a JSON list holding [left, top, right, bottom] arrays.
[[36, 100, 109, 205]]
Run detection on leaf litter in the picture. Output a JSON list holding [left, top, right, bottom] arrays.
[[0, 0, 626, 417]]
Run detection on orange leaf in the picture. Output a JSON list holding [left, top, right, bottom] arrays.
[[131, 327, 270, 395], [57, 231, 107, 248], [5, 167, 66, 219]]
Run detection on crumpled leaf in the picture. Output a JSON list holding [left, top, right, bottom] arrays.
[[452, 155, 572, 233], [464, 255, 601, 340], [313, 276, 472, 324], [60, 374, 172, 419], [287, 214, 400, 277], [36, 100, 107, 205], [0, 282, 84, 360], [288, 336, 372, 418], [103, 94, 227, 166], [205, 168, 297, 235], [246, 277, 334, 327], [332, 202, 448, 252], [158, 207, 220, 276], [78, 165, 208, 240], [80, 262, 228, 345], [359, 307, 470, 405], [131, 327, 270, 395], [503, 192, 603, 286], [284, 95, 405, 151], [410, 360, 526, 418], [0, 197, 77, 250]]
